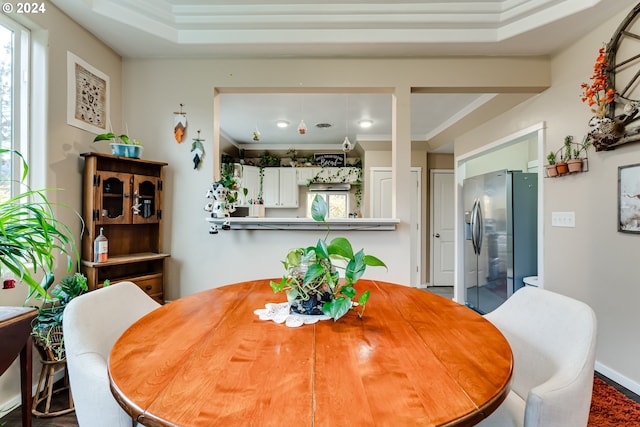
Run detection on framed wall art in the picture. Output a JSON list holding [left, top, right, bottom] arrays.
[[66, 51, 109, 134], [618, 163, 640, 233]]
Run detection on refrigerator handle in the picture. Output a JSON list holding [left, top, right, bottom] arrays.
[[475, 201, 483, 255], [470, 199, 479, 255]]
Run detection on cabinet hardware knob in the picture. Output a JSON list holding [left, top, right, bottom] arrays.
[[145, 285, 152, 291]]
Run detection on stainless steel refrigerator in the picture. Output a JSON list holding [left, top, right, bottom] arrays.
[[463, 170, 537, 314]]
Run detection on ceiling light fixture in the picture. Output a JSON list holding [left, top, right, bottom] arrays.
[[276, 120, 289, 128], [358, 119, 374, 128]]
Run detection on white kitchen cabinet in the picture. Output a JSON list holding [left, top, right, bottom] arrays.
[[278, 168, 298, 207], [263, 168, 298, 208], [239, 165, 260, 205], [296, 167, 321, 185]]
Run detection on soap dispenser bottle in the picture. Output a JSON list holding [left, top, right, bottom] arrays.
[[94, 227, 108, 262]]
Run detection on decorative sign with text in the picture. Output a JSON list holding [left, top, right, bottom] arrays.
[[314, 153, 346, 167]]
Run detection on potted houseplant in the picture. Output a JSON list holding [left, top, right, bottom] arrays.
[[564, 135, 581, 173], [93, 132, 143, 159], [31, 273, 88, 361], [546, 151, 558, 177], [556, 137, 570, 175], [0, 149, 77, 412], [0, 150, 77, 300], [568, 136, 592, 173], [270, 195, 386, 321]]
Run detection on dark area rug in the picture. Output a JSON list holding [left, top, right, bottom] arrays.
[[589, 376, 640, 426]]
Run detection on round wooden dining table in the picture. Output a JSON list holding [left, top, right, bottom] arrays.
[[108, 279, 512, 427]]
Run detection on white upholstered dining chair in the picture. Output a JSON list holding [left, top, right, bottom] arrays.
[[63, 281, 161, 427], [475, 286, 597, 427]]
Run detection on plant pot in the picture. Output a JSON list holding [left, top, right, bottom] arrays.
[[546, 164, 558, 177], [289, 291, 333, 315], [567, 159, 583, 173], [556, 161, 569, 175], [110, 143, 143, 159]]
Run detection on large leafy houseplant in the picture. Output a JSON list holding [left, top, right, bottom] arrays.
[[270, 195, 386, 321], [0, 149, 77, 300], [31, 273, 88, 360]]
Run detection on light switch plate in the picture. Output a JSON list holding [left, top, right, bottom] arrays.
[[551, 211, 575, 227]]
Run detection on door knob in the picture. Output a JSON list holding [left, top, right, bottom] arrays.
[[434, 233, 440, 238]]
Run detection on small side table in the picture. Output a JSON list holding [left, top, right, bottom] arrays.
[[0, 306, 37, 427]]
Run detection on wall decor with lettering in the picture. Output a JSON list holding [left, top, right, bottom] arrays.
[[314, 153, 346, 167]]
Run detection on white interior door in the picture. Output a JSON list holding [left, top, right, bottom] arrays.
[[371, 167, 421, 286], [370, 169, 393, 218], [431, 170, 455, 287]]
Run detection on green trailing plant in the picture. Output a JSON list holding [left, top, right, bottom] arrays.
[[258, 167, 265, 202], [259, 151, 280, 167], [219, 162, 247, 205], [0, 149, 77, 300], [270, 194, 386, 321], [31, 273, 88, 360]]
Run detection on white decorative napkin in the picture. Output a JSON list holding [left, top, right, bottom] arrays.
[[254, 302, 331, 327]]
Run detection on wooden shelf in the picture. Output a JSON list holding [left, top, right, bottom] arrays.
[[81, 252, 170, 268]]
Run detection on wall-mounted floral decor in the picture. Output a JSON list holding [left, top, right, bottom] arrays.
[[582, 3, 640, 151]]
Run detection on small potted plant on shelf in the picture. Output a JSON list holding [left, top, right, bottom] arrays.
[[568, 136, 592, 173], [270, 195, 386, 321], [546, 151, 558, 177], [556, 137, 570, 175], [93, 132, 143, 159]]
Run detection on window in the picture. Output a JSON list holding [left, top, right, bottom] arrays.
[[0, 16, 29, 203], [306, 192, 349, 219]]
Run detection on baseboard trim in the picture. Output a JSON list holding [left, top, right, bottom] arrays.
[[596, 361, 640, 396]]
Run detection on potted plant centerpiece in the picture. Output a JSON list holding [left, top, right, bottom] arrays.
[[270, 195, 386, 321], [93, 132, 143, 159]]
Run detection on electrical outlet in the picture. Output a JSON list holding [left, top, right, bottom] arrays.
[[551, 211, 575, 227]]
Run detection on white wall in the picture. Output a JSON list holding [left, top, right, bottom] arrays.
[[463, 136, 536, 178], [122, 57, 548, 299], [454, 4, 640, 393]]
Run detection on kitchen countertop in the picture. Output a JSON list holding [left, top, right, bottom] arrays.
[[206, 216, 399, 230]]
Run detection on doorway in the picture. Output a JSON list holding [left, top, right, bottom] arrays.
[[454, 122, 545, 304], [370, 167, 421, 286], [430, 170, 455, 287]]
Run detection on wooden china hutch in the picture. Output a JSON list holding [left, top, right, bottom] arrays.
[[80, 152, 169, 304]]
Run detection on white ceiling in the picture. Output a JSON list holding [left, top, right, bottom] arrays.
[[50, 0, 632, 153]]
